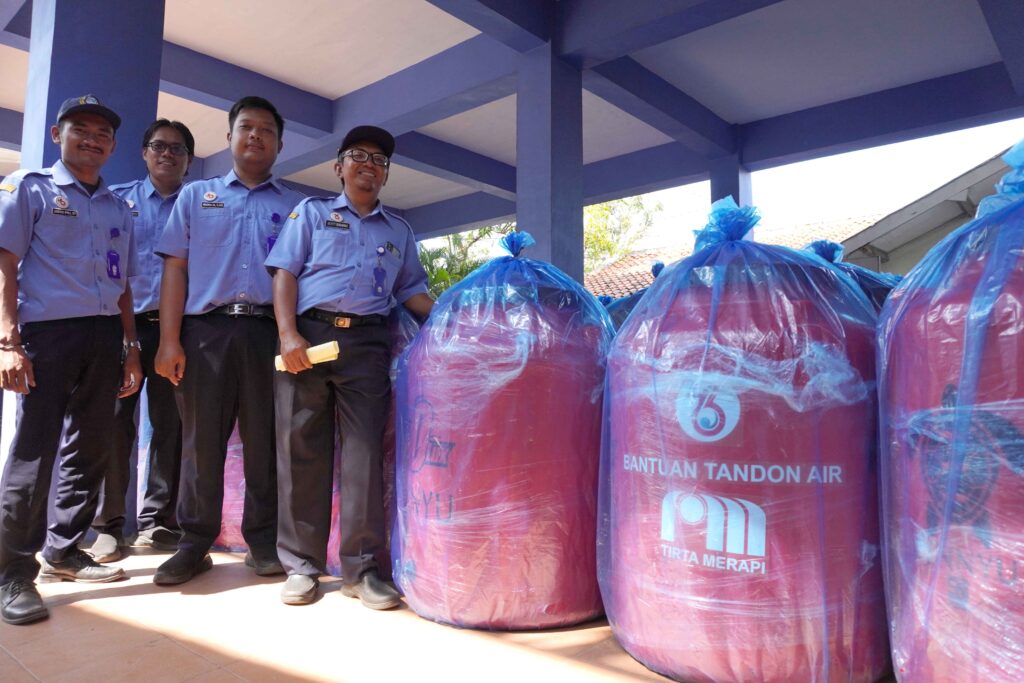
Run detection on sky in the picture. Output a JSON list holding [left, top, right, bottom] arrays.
[[637, 116, 1024, 250]]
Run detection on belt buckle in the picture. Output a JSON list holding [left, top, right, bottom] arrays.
[[333, 316, 352, 328], [227, 303, 250, 316]]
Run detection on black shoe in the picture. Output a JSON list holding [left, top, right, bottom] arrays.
[[40, 550, 126, 583], [87, 532, 124, 563], [153, 550, 213, 586], [0, 579, 49, 625], [340, 571, 401, 610], [280, 574, 319, 605], [244, 550, 284, 576], [135, 526, 181, 551]]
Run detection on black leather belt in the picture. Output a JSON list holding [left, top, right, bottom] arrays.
[[302, 308, 386, 328], [209, 303, 274, 318], [139, 310, 160, 323]]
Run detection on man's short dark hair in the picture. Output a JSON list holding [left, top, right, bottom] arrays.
[[228, 96, 285, 137], [142, 119, 196, 156]]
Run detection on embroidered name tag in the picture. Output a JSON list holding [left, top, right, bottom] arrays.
[[131, 211, 140, 217], [201, 201, 225, 209], [52, 208, 78, 217], [325, 220, 349, 229]]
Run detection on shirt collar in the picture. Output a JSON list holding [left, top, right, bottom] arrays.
[[52, 160, 111, 197], [225, 169, 285, 193], [143, 175, 184, 201], [333, 190, 384, 220]]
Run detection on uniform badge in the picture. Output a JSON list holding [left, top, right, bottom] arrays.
[[54, 196, 69, 209], [330, 212, 342, 222], [202, 190, 225, 209], [0, 183, 15, 193], [384, 241, 401, 259], [288, 212, 299, 220], [126, 199, 135, 209], [203, 191, 217, 201], [325, 211, 349, 229]]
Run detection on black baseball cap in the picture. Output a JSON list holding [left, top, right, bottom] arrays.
[[56, 95, 121, 131], [338, 125, 395, 158]]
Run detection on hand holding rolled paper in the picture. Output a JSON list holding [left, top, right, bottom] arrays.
[[275, 341, 340, 371]]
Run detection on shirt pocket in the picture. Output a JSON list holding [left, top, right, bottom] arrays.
[[34, 214, 89, 260], [192, 207, 234, 247], [311, 225, 354, 265]]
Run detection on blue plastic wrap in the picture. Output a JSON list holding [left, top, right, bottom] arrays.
[[605, 261, 666, 330], [878, 138, 1024, 682], [804, 239, 902, 312], [599, 198, 889, 682], [393, 231, 614, 629]]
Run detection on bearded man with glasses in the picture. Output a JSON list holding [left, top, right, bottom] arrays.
[[266, 125, 433, 608], [87, 119, 196, 565]]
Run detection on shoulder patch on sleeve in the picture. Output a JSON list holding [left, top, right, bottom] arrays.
[[0, 183, 14, 193]]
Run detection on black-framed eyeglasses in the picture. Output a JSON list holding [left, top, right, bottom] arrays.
[[144, 141, 189, 156], [339, 148, 390, 168]]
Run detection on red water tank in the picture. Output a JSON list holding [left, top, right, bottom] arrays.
[[600, 200, 889, 682], [393, 232, 612, 629], [879, 194, 1024, 681]]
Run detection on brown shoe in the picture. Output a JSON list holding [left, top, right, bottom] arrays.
[[40, 550, 125, 583]]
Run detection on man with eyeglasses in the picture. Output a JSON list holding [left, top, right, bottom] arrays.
[[153, 96, 303, 585], [88, 119, 196, 565], [0, 95, 141, 625], [267, 125, 433, 607]]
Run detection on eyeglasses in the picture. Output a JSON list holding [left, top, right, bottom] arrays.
[[144, 141, 189, 156], [339, 148, 390, 168]]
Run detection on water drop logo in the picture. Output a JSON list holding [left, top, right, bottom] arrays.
[[678, 387, 740, 442]]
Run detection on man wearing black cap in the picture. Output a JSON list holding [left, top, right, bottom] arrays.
[[0, 95, 142, 625], [266, 125, 432, 607]]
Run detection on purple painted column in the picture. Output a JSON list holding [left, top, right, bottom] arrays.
[[709, 151, 751, 207], [516, 43, 584, 281], [20, 0, 164, 184]]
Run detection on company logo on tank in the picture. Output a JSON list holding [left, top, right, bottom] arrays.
[[678, 387, 740, 442], [659, 490, 767, 575]]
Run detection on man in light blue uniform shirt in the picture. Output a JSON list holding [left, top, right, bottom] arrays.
[[153, 96, 303, 586], [0, 95, 142, 625], [267, 125, 433, 607], [89, 119, 196, 564]]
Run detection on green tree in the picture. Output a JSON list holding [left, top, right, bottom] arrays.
[[418, 221, 515, 297], [584, 195, 661, 274]]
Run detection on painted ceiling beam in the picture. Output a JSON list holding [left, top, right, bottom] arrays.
[[394, 131, 516, 202], [977, 0, 1024, 96], [583, 57, 734, 157], [263, 35, 520, 179], [159, 42, 333, 139], [558, 0, 785, 68], [426, 0, 551, 52], [583, 142, 708, 204], [742, 63, 1024, 171], [404, 191, 516, 238], [0, 0, 27, 36], [0, 105, 22, 151]]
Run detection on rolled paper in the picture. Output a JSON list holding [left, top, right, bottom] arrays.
[[275, 340, 340, 371]]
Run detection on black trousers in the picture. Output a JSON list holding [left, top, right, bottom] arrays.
[[275, 316, 390, 582], [175, 314, 277, 555], [0, 316, 123, 583], [93, 316, 182, 536]]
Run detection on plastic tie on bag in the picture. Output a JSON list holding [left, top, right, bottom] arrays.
[[598, 295, 614, 306], [976, 137, 1024, 218], [500, 231, 537, 257], [805, 239, 845, 263], [693, 197, 761, 252], [651, 261, 665, 278]]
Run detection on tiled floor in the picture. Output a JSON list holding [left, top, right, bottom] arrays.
[[0, 550, 899, 683]]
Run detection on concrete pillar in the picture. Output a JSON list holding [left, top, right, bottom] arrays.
[[516, 43, 584, 281], [20, 0, 165, 183], [709, 151, 752, 207]]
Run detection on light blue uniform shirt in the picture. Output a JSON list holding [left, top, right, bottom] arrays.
[[265, 193, 429, 316], [110, 176, 184, 314], [156, 171, 303, 315], [0, 160, 135, 324]]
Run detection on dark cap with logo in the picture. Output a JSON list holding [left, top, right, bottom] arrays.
[[55, 95, 121, 131], [338, 125, 395, 159]]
